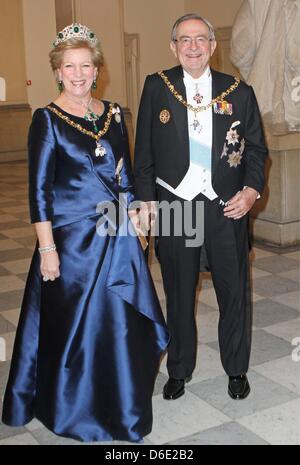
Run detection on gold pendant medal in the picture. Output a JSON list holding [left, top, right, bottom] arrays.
[[95, 141, 106, 157]]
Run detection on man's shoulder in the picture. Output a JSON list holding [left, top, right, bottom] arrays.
[[145, 65, 182, 84], [211, 68, 250, 94]]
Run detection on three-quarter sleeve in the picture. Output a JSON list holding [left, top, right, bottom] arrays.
[[28, 109, 56, 223], [119, 107, 135, 204]]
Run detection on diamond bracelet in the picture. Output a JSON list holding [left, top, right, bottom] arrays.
[[38, 244, 56, 254]]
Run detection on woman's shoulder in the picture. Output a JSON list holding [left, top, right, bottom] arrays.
[[28, 106, 57, 139], [99, 100, 125, 127], [99, 99, 122, 111], [33, 106, 52, 116], [31, 105, 59, 123]]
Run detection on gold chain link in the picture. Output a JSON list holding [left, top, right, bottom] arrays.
[[158, 71, 240, 113], [46, 103, 115, 141]]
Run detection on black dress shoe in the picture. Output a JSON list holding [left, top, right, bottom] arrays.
[[228, 374, 250, 400], [163, 375, 192, 400]]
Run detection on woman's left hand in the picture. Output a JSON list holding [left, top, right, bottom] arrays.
[[40, 250, 60, 282]]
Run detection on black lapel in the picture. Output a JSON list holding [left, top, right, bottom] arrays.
[[162, 66, 189, 164], [211, 69, 230, 178]]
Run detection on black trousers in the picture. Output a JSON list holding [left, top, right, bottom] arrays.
[[156, 186, 252, 378]]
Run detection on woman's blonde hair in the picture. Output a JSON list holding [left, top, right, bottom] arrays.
[[49, 38, 103, 71]]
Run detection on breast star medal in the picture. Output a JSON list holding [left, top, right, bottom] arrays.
[[228, 151, 242, 168], [226, 128, 240, 146], [159, 109, 171, 124]]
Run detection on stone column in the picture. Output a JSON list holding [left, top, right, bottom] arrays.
[[251, 131, 300, 247]]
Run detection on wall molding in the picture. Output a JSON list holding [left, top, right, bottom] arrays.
[[0, 103, 31, 112], [0, 103, 32, 162]]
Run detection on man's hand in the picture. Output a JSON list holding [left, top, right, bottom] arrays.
[[138, 201, 157, 234], [223, 187, 258, 220], [128, 208, 143, 235]]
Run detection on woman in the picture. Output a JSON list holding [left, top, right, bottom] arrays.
[[2, 24, 168, 443]]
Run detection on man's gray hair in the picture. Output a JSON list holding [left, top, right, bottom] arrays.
[[171, 13, 216, 42]]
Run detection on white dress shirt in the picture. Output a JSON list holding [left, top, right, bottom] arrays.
[[156, 66, 218, 201]]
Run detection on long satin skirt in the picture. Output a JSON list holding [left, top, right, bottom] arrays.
[[2, 214, 168, 442]]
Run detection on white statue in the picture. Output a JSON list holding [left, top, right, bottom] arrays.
[[0, 77, 6, 101], [230, 0, 300, 135]]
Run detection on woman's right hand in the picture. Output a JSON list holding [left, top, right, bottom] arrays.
[[40, 250, 60, 282]]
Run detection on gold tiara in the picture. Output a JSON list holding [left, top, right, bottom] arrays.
[[53, 23, 98, 47]]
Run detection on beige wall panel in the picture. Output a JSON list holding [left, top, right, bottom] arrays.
[[55, 0, 75, 31], [76, 0, 127, 106], [184, 0, 243, 28], [210, 27, 241, 76], [22, 0, 57, 112], [124, 0, 185, 92], [0, 0, 28, 103], [0, 104, 31, 161]]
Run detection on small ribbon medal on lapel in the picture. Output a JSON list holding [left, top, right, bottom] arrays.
[[159, 109, 171, 124], [112, 105, 121, 123], [213, 100, 233, 116]]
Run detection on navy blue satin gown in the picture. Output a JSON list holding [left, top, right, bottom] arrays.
[[2, 101, 168, 442]]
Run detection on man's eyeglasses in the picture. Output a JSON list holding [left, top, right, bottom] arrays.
[[174, 36, 214, 47]]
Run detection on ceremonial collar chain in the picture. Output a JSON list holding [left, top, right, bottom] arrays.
[[46, 103, 115, 157], [46, 103, 114, 141], [158, 71, 240, 114]]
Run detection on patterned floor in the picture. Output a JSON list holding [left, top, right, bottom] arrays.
[[0, 161, 299, 445]]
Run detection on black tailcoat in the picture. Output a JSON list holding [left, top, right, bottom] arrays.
[[134, 66, 268, 378], [134, 65, 267, 203]]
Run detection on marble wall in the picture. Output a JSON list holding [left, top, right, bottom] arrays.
[[212, 27, 300, 246], [0, 0, 31, 162], [252, 132, 300, 246]]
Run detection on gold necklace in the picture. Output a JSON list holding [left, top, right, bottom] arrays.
[[65, 95, 93, 110], [64, 96, 101, 133], [46, 103, 114, 157], [158, 71, 240, 115]]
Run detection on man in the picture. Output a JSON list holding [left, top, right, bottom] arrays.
[[134, 14, 267, 400]]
